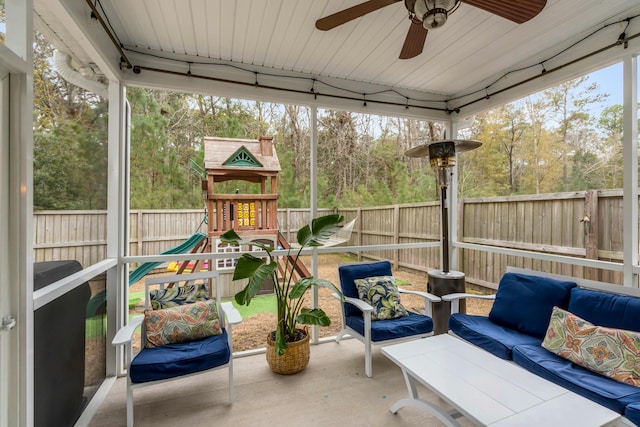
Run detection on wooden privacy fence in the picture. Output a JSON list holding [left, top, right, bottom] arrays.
[[460, 190, 624, 289], [33, 209, 207, 268], [34, 189, 627, 291], [277, 204, 442, 272]]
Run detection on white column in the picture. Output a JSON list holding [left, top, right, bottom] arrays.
[[0, 66, 10, 427], [448, 120, 459, 271], [623, 55, 638, 288], [106, 81, 128, 375], [5, 1, 34, 425], [310, 106, 319, 343], [310, 106, 318, 220]]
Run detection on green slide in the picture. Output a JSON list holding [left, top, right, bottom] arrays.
[[85, 232, 207, 317], [127, 232, 207, 285]]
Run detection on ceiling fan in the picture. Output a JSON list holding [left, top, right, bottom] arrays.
[[316, 0, 547, 59]]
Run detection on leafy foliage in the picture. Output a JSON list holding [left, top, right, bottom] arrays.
[[32, 29, 631, 211], [221, 214, 344, 355], [33, 33, 108, 210]]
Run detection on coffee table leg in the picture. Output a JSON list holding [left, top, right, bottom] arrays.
[[389, 368, 462, 427]]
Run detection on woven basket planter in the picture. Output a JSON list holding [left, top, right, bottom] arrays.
[[266, 329, 310, 375]]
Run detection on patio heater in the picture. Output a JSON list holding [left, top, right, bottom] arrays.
[[406, 139, 481, 334]]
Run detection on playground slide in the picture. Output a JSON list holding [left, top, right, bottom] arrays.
[[128, 232, 207, 285], [85, 232, 208, 317], [277, 232, 311, 282], [167, 261, 209, 273]]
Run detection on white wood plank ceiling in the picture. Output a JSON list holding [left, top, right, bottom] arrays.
[[34, 0, 640, 118]]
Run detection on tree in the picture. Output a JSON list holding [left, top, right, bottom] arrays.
[[545, 77, 607, 191], [598, 104, 623, 188], [317, 110, 360, 203], [568, 149, 605, 190], [33, 32, 108, 210], [276, 105, 310, 208], [464, 79, 610, 197], [468, 106, 528, 196]]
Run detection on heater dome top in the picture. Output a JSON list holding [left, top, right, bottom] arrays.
[[405, 139, 481, 158]]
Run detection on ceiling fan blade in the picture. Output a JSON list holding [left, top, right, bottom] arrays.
[[316, 0, 399, 31], [460, 0, 546, 24], [399, 19, 428, 59]]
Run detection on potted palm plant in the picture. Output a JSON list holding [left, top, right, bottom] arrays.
[[221, 213, 344, 374]]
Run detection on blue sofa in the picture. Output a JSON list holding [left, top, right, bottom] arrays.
[[445, 267, 640, 426]]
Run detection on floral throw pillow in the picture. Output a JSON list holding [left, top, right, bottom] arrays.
[[149, 282, 210, 309], [542, 306, 640, 386], [144, 299, 222, 348], [354, 276, 409, 321]]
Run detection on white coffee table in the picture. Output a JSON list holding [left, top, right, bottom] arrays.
[[381, 334, 621, 427]]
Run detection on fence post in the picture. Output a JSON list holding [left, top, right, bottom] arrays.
[[393, 204, 400, 269], [584, 190, 599, 281], [137, 210, 144, 257], [357, 208, 362, 261], [456, 198, 464, 272], [286, 209, 291, 242]]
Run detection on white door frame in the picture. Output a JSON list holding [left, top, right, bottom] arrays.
[[0, 60, 15, 427], [2, 1, 34, 425], [0, 61, 34, 427]]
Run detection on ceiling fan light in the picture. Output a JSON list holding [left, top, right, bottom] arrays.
[[413, 0, 430, 20], [413, 0, 457, 30], [422, 8, 448, 29]]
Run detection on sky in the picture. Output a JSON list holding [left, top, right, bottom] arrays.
[[586, 62, 624, 116], [533, 61, 640, 122]]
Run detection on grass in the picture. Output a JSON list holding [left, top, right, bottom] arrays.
[[85, 290, 146, 340], [225, 294, 277, 318], [130, 290, 145, 303], [128, 289, 279, 318], [86, 316, 106, 339], [128, 289, 277, 319]]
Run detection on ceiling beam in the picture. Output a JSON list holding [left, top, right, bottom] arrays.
[[123, 53, 453, 121], [42, 0, 125, 82]]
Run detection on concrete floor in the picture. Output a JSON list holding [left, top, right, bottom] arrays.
[[89, 338, 474, 427]]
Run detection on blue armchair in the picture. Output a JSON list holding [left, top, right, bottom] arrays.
[[112, 271, 241, 426], [335, 261, 440, 377]]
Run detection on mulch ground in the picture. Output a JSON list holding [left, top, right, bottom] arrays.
[[130, 254, 495, 352]]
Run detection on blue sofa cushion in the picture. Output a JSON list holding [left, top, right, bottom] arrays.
[[449, 313, 542, 360], [625, 402, 640, 425], [339, 261, 393, 317], [489, 273, 577, 339], [345, 311, 433, 342], [513, 344, 640, 414], [130, 330, 230, 383], [568, 287, 640, 333]]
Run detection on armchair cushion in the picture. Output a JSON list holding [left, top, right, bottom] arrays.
[[542, 306, 640, 386], [345, 311, 433, 342], [130, 331, 230, 383], [338, 261, 394, 317], [488, 272, 576, 339], [354, 276, 408, 321], [144, 299, 222, 348]]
